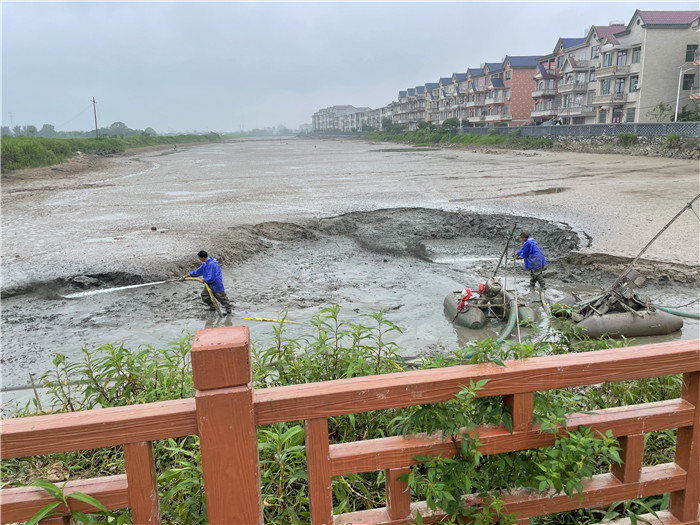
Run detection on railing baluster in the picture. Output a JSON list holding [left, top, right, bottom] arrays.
[[611, 434, 644, 484], [504, 392, 533, 431], [305, 417, 333, 524], [386, 467, 411, 520], [192, 326, 262, 525], [669, 371, 700, 522], [124, 441, 161, 524]]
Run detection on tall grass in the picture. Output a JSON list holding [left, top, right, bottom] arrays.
[[1, 133, 220, 173]]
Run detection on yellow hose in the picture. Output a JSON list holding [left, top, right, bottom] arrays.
[[184, 277, 222, 316]]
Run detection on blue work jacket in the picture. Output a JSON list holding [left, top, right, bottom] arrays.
[[189, 257, 225, 293], [517, 238, 547, 270]]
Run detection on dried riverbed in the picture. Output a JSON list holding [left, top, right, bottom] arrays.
[[2, 138, 699, 404]]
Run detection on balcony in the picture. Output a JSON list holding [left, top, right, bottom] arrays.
[[558, 105, 595, 117], [484, 96, 505, 105], [571, 59, 590, 70], [484, 113, 512, 122], [558, 82, 588, 94], [592, 92, 628, 105], [532, 88, 556, 98], [533, 68, 556, 79], [466, 100, 482, 107], [596, 65, 630, 78], [691, 86, 700, 100], [531, 108, 559, 118]]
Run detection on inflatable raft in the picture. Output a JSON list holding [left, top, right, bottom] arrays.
[[553, 270, 685, 339], [444, 278, 537, 341]]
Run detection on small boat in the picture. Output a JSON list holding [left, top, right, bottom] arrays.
[[552, 270, 685, 338], [444, 278, 537, 341]]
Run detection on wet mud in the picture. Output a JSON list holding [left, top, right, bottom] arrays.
[[2, 139, 698, 402]]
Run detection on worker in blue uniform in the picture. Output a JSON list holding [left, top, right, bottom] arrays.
[[183, 250, 232, 315], [514, 232, 547, 290]]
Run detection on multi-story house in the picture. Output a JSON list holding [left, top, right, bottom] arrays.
[[591, 10, 699, 123], [501, 56, 541, 126], [466, 67, 486, 126], [424, 82, 439, 124], [531, 37, 586, 124], [553, 24, 625, 124], [482, 62, 506, 125], [451, 72, 468, 125], [312, 105, 368, 131]]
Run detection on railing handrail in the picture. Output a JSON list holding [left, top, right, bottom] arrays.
[[1, 329, 699, 525], [2, 340, 698, 456]]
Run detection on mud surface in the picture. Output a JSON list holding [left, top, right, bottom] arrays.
[[2, 138, 699, 401]]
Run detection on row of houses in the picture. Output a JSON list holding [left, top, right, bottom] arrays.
[[312, 10, 700, 131]]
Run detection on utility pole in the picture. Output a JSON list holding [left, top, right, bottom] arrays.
[[92, 97, 99, 138]]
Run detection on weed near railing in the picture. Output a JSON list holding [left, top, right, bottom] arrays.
[[1, 305, 692, 524]]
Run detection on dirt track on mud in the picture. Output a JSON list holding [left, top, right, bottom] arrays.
[[1, 138, 699, 398]]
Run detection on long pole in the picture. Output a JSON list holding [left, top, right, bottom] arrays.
[[92, 97, 99, 138], [492, 224, 518, 278], [605, 193, 700, 292], [674, 67, 692, 122]]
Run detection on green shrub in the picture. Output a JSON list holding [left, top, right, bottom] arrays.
[[4, 307, 677, 524], [617, 132, 638, 147], [664, 133, 681, 148]]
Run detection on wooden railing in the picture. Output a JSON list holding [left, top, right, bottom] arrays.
[[1, 326, 699, 524]]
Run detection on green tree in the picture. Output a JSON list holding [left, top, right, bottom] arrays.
[[646, 101, 673, 122], [440, 117, 460, 131], [37, 124, 57, 138], [381, 117, 394, 133], [676, 104, 700, 122]]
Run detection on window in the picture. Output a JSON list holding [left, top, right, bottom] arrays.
[[615, 78, 625, 93], [626, 108, 636, 122], [599, 110, 607, 123], [616, 50, 627, 66], [682, 73, 695, 90], [629, 75, 639, 92], [686, 44, 698, 62], [505, 70, 511, 80], [601, 79, 611, 95], [591, 45, 600, 59], [589, 70, 596, 82], [505, 88, 511, 100], [632, 47, 641, 63], [558, 55, 565, 68], [603, 52, 613, 67]]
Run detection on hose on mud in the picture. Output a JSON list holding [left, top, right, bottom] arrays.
[[184, 277, 222, 316]]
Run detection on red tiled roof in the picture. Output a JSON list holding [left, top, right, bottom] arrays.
[[593, 24, 624, 44], [637, 10, 699, 25]]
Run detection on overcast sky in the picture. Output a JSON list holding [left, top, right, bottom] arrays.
[[2, 1, 697, 134]]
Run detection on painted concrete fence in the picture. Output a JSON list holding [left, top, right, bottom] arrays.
[[1, 326, 699, 524]]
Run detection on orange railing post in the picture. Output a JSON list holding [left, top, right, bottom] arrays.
[[191, 326, 262, 525], [669, 370, 700, 522]]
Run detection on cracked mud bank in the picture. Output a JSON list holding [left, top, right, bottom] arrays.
[[2, 138, 699, 399]]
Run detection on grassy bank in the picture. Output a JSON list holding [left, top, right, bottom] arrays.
[[1, 133, 221, 173], [364, 127, 553, 149], [1, 306, 681, 524]]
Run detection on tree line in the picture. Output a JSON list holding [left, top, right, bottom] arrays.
[[1, 121, 158, 139]]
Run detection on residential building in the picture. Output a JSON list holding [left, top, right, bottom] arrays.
[[466, 67, 486, 126], [502, 56, 541, 126], [531, 37, 586, 124], [312, 105, 369, 131], [591, 10, 699, 123]]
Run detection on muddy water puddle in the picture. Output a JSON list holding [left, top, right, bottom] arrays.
[[2, 208, 698, 406]]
